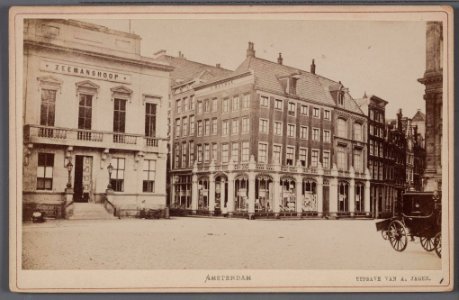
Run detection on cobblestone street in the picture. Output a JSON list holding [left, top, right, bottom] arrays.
[[22, 218, 441, 270]]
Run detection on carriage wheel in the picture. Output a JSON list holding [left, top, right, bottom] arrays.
[[388, 220, 408, 252], [434, 232, 441, 258], [420, 236, 436, 252], [381, 229, 389, 240]]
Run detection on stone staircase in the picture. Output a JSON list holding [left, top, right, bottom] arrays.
[[69, 203, 117, 220]]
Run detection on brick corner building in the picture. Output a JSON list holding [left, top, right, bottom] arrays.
[[169, 42, 370, 219]]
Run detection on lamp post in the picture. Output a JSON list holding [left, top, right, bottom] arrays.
[[107, 162, 114, 189], [66, 160, 73, 189]]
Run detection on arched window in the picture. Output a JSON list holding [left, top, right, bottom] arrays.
[[337, 118, 347, 138]]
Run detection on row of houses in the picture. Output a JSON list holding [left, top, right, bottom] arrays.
[[21, 19, 426, 220]]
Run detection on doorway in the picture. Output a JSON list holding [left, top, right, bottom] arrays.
[[74, 155, 93, 203]]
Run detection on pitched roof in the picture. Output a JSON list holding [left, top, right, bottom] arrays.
[[232, 56, 364, 114], [412, 110, 426, 121], [154, 54, 232, 86]]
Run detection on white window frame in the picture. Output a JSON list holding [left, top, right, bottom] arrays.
[[287, 123, 296, 138], [312, 127, 320, 141], [274, 99, 283, 110], [258, 142, 268, 163], [259, 118, 269, 134], [274, 121, 283, 136], [300, 126, 308, 140], [272, 144, 282, 164], [312, 107, 320, 118]]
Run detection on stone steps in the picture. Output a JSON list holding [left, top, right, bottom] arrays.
[[69, 203, 116, 220]]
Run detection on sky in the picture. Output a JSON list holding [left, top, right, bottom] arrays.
[[84, 19, 426, 119]]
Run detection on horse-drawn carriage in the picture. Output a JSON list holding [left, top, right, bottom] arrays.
[[376, 191, 441, 258]]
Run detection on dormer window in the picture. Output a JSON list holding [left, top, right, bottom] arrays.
[[338, 90, 345, 106], [289, 78, 298, 95]]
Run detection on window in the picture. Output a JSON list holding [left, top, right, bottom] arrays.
[[354, 123, 362, 141], [311, 150, 319, 167], [354, 152, 362, 172], [379, 162, 384, 179], [312, 107, 320, 118], [369, 110, 374, 121], [189, 115, 195, 136], [242, 94, 250, 108], [260, 95, 269, 107], [78, 94, 93, 130], [197, 120, 203, 136], [241, 117, 250, 133], [204, 99, 210, 112], [204, 144, 210, 162], [37, 153, 54, 190], [258, 143, 268, 163], [222, 120, 229, 136], [286, 147, 295, 166], [40, 89, 56, 127], [242, 142, 249, 162], [113, 99, 127, 142], [259, 119, 268, 133], [181, 143, 187, 167], [287, 124, 296, 137], [183, 97, 188, 112], [323, 130, 331, 143], [212, 143, 218, 161], [300, 105, 308, 115], [369, 140, 374, 156], [323, 151, 330, 169], [189, 142, 195, 166], [223, 98, 229, 112], [175, 119, 181, 137], [197, 144, 203, 163], [212, 98, 218, 112], [232, 118, 239, 135], [232, 96, 240, 111], [145, 103, 157, 137], [143, 159, 156, 192], [197, 101, 203, 114], [274, 122, 283, 136], [273, 145, 282, 164], [211, 118, 217, 135], [274, 99, 283, 110], [288, 102, 296, 116], [110, 158, 125, 192], [299, 148, 307, 167], [182, 117, 188, 136], [231, 143, 239, 162], [312, 128, 320, 141], [204, 119, 210, 136], [176, 99, 181, 113], [324, 109, 331, 120], [337, 149, 347, 170], [190, 95, 195, 110], [337, 118, 347, 138], [222, 144, 229, 163], [338, 91, 345, 106], [174, 144, 180, 168], [300, 126, 308, 139]]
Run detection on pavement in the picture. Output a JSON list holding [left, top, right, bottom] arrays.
[[22, 217, 442, 270]]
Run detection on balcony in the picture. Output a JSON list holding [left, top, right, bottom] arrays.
[[24, 125, 164, 153]]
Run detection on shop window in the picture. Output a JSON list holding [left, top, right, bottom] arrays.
[[37, 153, 54, 190]]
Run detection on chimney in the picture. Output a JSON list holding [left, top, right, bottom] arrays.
[[246, 41, 255, 58], [178, 51, 185, 59], [277, 53, 283, 65], [216, 63, 221, 68], [363, 91, 368, 98], [310, 59, 316, 74]]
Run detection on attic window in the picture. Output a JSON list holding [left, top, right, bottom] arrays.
[[289, 78, 298, 95], [338, 91, 345, 106]]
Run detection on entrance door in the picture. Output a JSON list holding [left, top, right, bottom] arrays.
[[323, 186, 330, 215], [74, 155, 93, 202]]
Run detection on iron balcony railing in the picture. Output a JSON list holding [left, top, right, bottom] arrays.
[[24, 124, 162, 151]]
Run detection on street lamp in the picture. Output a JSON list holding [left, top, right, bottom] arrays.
[[66, 159, 73, 189], [107, 162, 114, 189]]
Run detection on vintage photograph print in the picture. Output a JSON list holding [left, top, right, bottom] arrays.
[[9, 5, 453, 292]]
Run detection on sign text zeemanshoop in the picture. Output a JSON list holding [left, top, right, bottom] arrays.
[[40, 60, 131, 84]]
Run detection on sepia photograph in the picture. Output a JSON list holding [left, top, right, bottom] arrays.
[[9, 5, 453, 292]]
